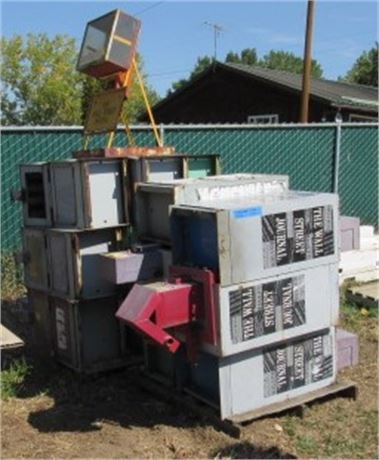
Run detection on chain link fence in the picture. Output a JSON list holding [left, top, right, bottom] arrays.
[[1, 123, 377, 251]]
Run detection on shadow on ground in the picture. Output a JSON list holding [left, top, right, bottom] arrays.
[[211, 442, 296, 459], [3, 298, 298, 459], [24, 362, 297, 458]]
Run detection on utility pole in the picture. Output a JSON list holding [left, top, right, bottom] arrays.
[[204, 21, 224, 62], [300, 0, 316, 123]]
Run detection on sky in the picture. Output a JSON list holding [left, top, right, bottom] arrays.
[[1, 1, 378, 96]]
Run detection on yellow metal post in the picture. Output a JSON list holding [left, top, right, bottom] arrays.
[[107, 131, 116, 148], [122, 113, 136, 146], [132, 58, 163, 147], [83, 135, 90, 150]]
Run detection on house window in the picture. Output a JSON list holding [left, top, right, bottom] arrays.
[[348, 113, 377, 122], [247, 114, 279, 124]]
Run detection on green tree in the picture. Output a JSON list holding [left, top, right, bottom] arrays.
[[1, 34, 83, 125], [241, 48, 258, 65], [1, 34, 160, 126], [169, 49, 323, 94], [344, 45, 378, 86], [259, 50, 323, 78], [226, 48, 258, 65], [169, 56, 213, 93], [225, 51, 240, 63]]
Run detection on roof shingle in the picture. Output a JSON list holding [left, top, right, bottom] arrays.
[[219, 62, 378, 110]]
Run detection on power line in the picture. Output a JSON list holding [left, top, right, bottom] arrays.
[[133, 1, 165, 17], [147, 68, 192, 77]]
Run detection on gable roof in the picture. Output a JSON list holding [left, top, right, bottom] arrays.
[[221, 62, 378, 110], [151, 61, 378, 114]]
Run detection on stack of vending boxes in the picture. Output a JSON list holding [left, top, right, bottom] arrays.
[[19, 154, 220, 373], [131, 176, 340, 421], [20, 159, 134, 373]]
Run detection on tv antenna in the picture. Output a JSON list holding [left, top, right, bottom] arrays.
[[203, 21, 224, 61]]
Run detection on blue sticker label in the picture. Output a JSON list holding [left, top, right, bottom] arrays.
[[233, 207, 262, 219]]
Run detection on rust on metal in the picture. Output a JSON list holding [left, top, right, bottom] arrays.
[[71, 234, 82, 296], [84, 88, 126, 135], [73, 146, 176, 159], [81, 162, 93, 226]]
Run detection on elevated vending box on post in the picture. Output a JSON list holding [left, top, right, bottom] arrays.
[[135, 173, 289, 243], [76, 9, 141, 79], [50, 159, 128, 229], [170, 191, 339, 285]]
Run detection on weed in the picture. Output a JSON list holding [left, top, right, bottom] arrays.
[[1, 253, 25, 300], [295, 435, 319, 455], [1, 358, 31, 400], [323, 433, 361, 457], [282, 416, 297, 438]]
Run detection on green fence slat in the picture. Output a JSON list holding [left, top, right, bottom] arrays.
[[338, 126, 378, 225], [1, 124, 377, 252]]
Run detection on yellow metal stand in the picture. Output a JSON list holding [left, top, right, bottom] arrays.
[[82, 59, 163, 150], [132, 58, 163, 147]]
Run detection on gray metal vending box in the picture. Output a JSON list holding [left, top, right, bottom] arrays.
[[128, 155, 184, 184], [27, 289, 53, 356], [20, 163, 52, 227], [50, 159, 128, 228], [181, 328, 336, 420], [50, 295, 140, 373], [23, 228, 49, 291], [47, 226, 128, 299], [128, 154, 220, 184], [127, 154, 220, 226], [135, 174, 289, 243], [198, 263, 339, 358], [171, 191, 339, 285]]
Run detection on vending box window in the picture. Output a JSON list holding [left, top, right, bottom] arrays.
[[77, 9, 141, 78]]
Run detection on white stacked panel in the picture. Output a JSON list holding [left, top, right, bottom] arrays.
[[171, 191, 339, 286], [136, 173, 289, 241], [201, 263, 339, 357], [218, 328, 336, 419]]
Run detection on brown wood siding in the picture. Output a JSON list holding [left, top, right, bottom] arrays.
[[148, 67, 377, 124], [152, 68, 330, 123]]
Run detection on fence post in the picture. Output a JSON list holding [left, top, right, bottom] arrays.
[[160, 124, 165, 146], [333, 120, 342, 193]]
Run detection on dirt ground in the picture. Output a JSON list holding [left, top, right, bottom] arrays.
[[1, 299, 378, 459]]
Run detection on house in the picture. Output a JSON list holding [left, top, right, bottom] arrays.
[[145, 62, 378, 124]]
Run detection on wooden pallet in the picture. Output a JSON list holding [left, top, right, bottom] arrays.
[[346, 281, 378, 309], [137, 373, 357, 438], [0, 324, 24, 350], [230, 380, 358, 424], [1, 324, 25, 370]]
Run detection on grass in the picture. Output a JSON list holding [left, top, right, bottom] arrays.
[[1, 253, 26, 300], [1, 358, 31, 400], [279, 300, 378, 459], [0, 272, 377, 458]]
